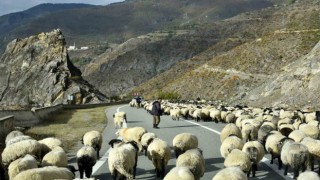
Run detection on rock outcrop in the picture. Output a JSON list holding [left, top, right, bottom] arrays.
[[0, 29, 107, 109]]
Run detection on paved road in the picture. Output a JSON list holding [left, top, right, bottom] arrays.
[[90, 104, 294, 180]]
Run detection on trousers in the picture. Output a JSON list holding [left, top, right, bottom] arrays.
[[153, 115, 160, 125]]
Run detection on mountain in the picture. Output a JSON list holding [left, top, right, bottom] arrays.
[[0, 0, 273, 55], [0, 29, 107, 110]]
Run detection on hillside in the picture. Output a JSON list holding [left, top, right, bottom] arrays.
[[130, 0, 320, 109]]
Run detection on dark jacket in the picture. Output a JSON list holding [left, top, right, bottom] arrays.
[[151, 101, 162, 116]]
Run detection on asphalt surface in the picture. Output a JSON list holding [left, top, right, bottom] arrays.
[[87, 104, 295, 180]]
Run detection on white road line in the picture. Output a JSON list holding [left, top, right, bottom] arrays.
[[183, 119, 294, 180], [93, 105, 128, 174]]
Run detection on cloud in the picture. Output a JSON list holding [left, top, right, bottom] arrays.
[[0, 0, 124, 16]]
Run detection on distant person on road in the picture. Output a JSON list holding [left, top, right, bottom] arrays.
[[136, 96, 142, 108], [151, 98, 162, 129]]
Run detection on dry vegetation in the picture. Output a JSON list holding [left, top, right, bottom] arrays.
[[25, 106, 108, 152]]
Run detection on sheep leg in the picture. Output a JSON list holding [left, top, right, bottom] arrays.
[[310, 156, 315, 171], [283, 165, 288, 175], [252, 163, 257, 177], [133, 152, 138, 178], [161, 159, 165, 178], [293, 166, 299, 179], [111, 170, 118, 180], [270, 152, 274, 164], [79, 165, 85, 179], [85, 166, 93, 178], [278, 157, 282, 170]]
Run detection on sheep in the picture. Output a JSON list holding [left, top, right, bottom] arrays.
[[76, 145, 97, 179], [297, 171, 320, 180], [116, 127, 147, 147], [170, 108, 181, 121], [299, 123, 320, 139], [288, 130, 307, 143], [224, 149, 251, 174], [176, 148, 205, 180], [1, 139, 42, 166], [242, 141, 265, 177], [12, 166, 75, 180], [38, 137, 63, 158], [278, 123, 295, 137], [140, 132, 157, 156], [212, 166, 248, 180], [108, 141, 139, 180], [265, 131, 285, 169], [113, 111, 127, 129], [220, 123, 242, 143], [6, 135, 33, 146], [241, 122, 258, 142], [172, 133, 198, 158], [220, 135, 244, 158], [180, 108, 190, 119], [164, 166, 195, 180], [257, 123, 275, 146], [8, 154, 38, 180], [301, 137, 320, 173], [210, 108, 222, 123], [5, 130, 24, 145], [225, 113, 236, 123], [82, 130, 103, 159], [42, 146, 68, 167], [147, 138, 171, 178], [279, 137, 309, 178]]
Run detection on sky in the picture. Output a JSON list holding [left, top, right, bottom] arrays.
[[0, 0, 124, 16]]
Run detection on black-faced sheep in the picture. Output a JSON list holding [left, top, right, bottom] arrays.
[[257, 123, 275, 146], [265, 131, 285, 169], [82, 130, 103, 159], [12, 166, 75, 180], [164, 166, 195, 180], [108, 141, 139, 180], [76, 145, 97, 179], [242, 141, 265, 177], [8, 154, 38, 180], [172, 133, 198, 158], [176, 148, 205, 180], [212, 166, 248, 180]]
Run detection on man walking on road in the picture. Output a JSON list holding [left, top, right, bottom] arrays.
[[151, 98, 162, 129]]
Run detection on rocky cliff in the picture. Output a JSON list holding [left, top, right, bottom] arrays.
[[0, 29, 107, 109]]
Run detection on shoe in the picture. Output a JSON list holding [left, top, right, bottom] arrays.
[[154, 124, 160, 129]]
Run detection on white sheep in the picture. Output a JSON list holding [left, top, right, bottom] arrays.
[[257, 123, 275, 146], [38, 137, 63, 158], [241, 122, 258, 142], [140, 132, 157, 155], [164, 166, 195, 180], [299, 123, 320, 139], [288, 130, 307, 143], [113, 111, 127, 129], [220, 135, 244, 158], [76, 145, 97, 179], [176, 148, 205, 180], [301, 137, 320, 173], [116, 127, 147, 151], [5, 130, 24, 145], [172, 133, 198, 158], [265, 131, 285, 169], [8, 154, 38, 180], [170, 108, 181, 121], [147, 138, 171, 178], [82, 130, 103, 159], [242, 141, 265, 177], [108, 141, 140, 180], [297, 171, 320, 180], [1, 139, 42, 166], [6, 135, 33, 146], [210, 108, 222, 123], [224, 149, 251, 174], [42, 146, 67, 167], [212, 166, 248, 180], [280, 138, 309, 178], [13, 166, 75, 180], [220, 123, 242, 143]]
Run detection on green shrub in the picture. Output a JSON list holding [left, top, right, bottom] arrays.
[[157, 91, 180, 100]]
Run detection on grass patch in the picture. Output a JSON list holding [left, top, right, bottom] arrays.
[[25, 106, 108, 153]]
